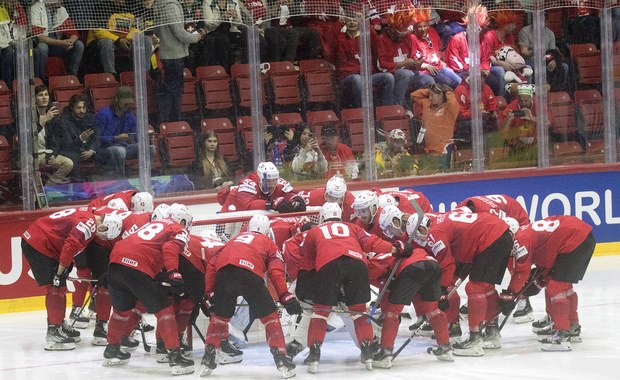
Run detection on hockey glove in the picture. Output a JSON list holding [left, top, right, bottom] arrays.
[[268, 197, 296, 213], [52, 263, 72, 288], [201, 292, 215, 317], [280, 292, 302, 315], [498, 290, 517, 316], [522, 270, 546, 297], [438, 286, 452, 311], [392, 241, 414, 258], [166, 270, 186, 297], [290, 196, 307, 212]]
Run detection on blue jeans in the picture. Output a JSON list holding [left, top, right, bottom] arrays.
[[95, 38, 154, 74], [433, 67, 462, 89], [34, 40, 84, 78], [487, 65, 506, 97], [0, 45, 14, 86], [342, 72, 395, 108], [106, 143, 155, 176], [394, 68, 435, 110], [157, 58, 186, 123]]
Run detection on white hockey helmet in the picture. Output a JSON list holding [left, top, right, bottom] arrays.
[[248, 214, 271, 235], [257, 161, 279, 194], [378, 205, 404, 238], [325, 176, 347, 204], [106, 198, 129, 211], [406, 212, 431, 242], [319, 202, 342, 223], [97, 213, 123, 240], [151, 203, 170, 221], [131, 192, 154, 212], [352, 190, 379, 224], [503, 216, 519, 236], [167, 203, 193, 230], [197, 229, 222, 242], [378, 194, 397, 208]]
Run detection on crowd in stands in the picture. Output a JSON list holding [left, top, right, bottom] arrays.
[[0, 0, 619, 205]]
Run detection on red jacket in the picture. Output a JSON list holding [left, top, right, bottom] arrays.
[[367, 248, 436, 288], [410, 28, 445, 70], [22, 207, 97, 267], [282, 232, 309, 281], [301, 221, 393, 271], [507, 216, 593, 293], [87, 190, 137, 210], [334, 27, 379, 81], [445, 31, 469, 72], [480, 29, 516, 71], [375, 189, 433, 213], [109, 220, 188, 278], [376, 33, 414, 74], [221, 172, 296, 212], [454, 80, 497, 120], [456, 194, 530, 225], [205, 232, 289, 297], [296, 187, 356, 222]]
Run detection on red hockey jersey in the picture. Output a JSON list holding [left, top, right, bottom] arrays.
[[92, 208, 152, 249], [87, 190, 136, 210], [377, 189, 433, 213], [376, 33, 414, 74], [480, 29, 516, 71], [296, 187, 356, 222], [454, 80, 497, 120], [456, 194, 530, 225], [183, 234, 225, 274], [221, 172, 296, 212], [410, 28, 445, 70], [367, 248, 436, 288], [282, 232, 310, 281]]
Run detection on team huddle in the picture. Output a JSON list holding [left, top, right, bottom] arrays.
[[21, 161, 596, 378]]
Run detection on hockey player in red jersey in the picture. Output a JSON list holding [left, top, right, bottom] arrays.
[[372, 187, 433, 213], [301, 202, 403, 372], [351, 190, 380, 230], [296, 175, 356, 221], [199, 214, 301, 379], [499, 216, 595, 351], [410, 210, 514, 357], [103, 203, 194, 375], [368, 206, 453, 368], [87, 190, 154, 212], [21, 208, 123, 351], [220, 161, 305, 213]]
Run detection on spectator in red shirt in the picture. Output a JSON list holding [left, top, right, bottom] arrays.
[[444, 5, 489, 78], [481, 11, 518, 97], [454, 73, 498, 145], [319, 124, 358, 180]]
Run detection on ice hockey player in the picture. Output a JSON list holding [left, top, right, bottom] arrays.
[[351, 190, 380, 230], [499, 216, 595, 351], [87, 190, 154, 212], [371, 187, 434, 213], [103, 203, 194, 375], [456, 193, 533, 322], [220, 161, 306, 213], [200, 214, 301, 379], [21, 208, 123, 351], [369, 206, 453, 368], [296, 175, 356, 221], [410, 210, 514, 357], [300, 202, 404, 373]]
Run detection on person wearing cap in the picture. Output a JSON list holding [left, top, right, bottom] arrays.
[[96, 86, 154, 176], [499, 84, 550, 160], [375, 129, 419, 178], [319, 123, 358, 180], [30, 0, 84, 80], [411, 84, 459, 171]]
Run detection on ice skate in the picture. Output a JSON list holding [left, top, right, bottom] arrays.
[[540, 330, 572, 352], [513, 297, 534, 323], [92, 320, 108, 346], [199, 345, 218, 376], [569, 324, 582, 343], [102, 344, 131, 366], [271, 347, 296, 379], [44, 325, 76, 351], [304, 342, 321, 374], [286, 339, 304, 358], [360, 340, 375, 370], [219, 339, 243, 364], [168, 348, 195, 375], [449, 322, 463, 343], [532, 314, 552, 333], [372, 348, 393, 369], [70, 305, 90, 329], [121, 335, 139, 351], [536, 322, 554, 336], [61, 321, 81, 343], [483, 325, 502, 349], [156, 340, 169, 363], [427, 343, 454, 362], [453, 331, 484, 357]]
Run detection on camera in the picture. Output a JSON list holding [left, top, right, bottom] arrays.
[[267, 125, 288, 141], [512, 109, 525, 117]]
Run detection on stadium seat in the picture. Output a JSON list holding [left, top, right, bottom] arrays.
[[159, 121, 196, 169], [568, 43, 598, 59], [265, 61, 302, 114], [0, 94, 13, 126], [200, 118, 238, 161], [574, 89, 604, 139], [299, 59, 336, 110], [547, 91, 578, 137], [195, 65, 234, 117], [0, 135, 14, 184], [340, 108, 365, 154], [90, 86, 119, 113], [306, 110, 339, 133], [585, 139, 605, 163], [236, 115, 268, 150], [551, 141, 586, 165], [84, 73, 119, 91], [230, 64, 267, 114], [271, 112, 303, 128], [574, 54, 602, 86], [375, 105, 408, 133], [48, 75, 83, 112]]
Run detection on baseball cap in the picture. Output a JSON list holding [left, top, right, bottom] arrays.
[[321, 124, 338, 137], [389, 129, 407, 141], [116, 86, 135, 104]]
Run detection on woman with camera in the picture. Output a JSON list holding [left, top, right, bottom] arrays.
[[34, 85, 73, 185], [290, 124, 328, 179], [196, 130, 234, 190]]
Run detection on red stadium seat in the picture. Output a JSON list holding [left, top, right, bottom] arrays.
[[159, 121, 196, 169]]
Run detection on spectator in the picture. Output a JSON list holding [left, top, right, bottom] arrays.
[[154, 0, 205, 123], [195, 130, 234, 190], [268, 0, 322, 62], [49, 93, 114, 178], [264, 123, 297, 168], [34, 85, 73, 185], [290, 124, 328, 178], [63, 0, 95, 30], [0, 0, 27, 87], [499, 85, 545, 160], [96, 86, 154, 176], [239, 0, 288, 63], [409, 8, 462, 89], [196, 0, 244, 71], [30, 0, 84, 80], [517, 13, 569, 92], [335, 5, 394, 109], [319, 123, 358, 180], [481, 11, 518, 97], [454, 73, 497, 146], [444, 5, 488, 78], [85, 0, 154, 75], [375, 129, 418, 178], [376, 6, 434, 112], [411, 84, 459, 171]]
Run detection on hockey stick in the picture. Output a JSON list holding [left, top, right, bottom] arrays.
[[302, 305, 383, 325], [138, 320, 152, 352], [498, 269, 542, 331], [67, 276, 99, 283], [70, 285, 98, 328], [192, 321, 206, 344], [438, 277, 465, 311]]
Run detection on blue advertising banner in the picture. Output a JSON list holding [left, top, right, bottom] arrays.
[[405, 170, 620, 244]]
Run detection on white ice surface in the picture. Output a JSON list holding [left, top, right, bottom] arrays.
[[1, 255, 619, 380]]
